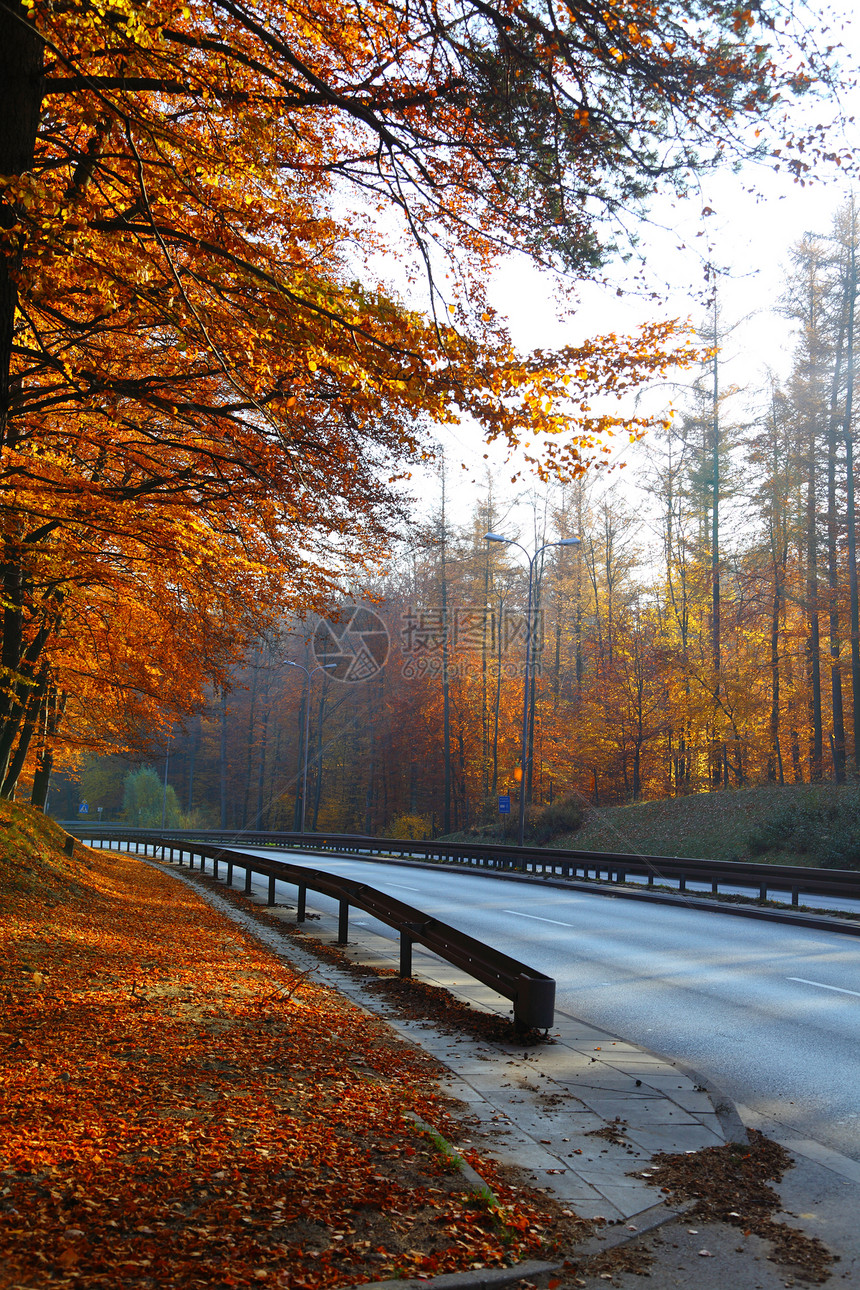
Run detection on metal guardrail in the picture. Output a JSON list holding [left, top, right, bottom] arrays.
[[65, 823, 860, 909], [72, 830, 555, 1030]]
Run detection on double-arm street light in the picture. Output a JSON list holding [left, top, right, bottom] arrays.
[[485, 533, 581, 846], [283, 660, 337, 833]]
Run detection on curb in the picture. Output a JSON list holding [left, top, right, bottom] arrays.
[[346, 1259, 563, 1289], [406, 1114, 495, 1197], [574, 1199, 694, 1258], [655, 1056, 748, 1145]]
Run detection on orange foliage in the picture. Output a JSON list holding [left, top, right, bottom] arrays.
[[0, 0, 839, 790]]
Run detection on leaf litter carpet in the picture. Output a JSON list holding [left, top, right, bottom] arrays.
[[1, 826, 837, 1289], [0, 845, 571, 1289]]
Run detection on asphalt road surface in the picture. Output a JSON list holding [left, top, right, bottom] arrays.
[[230, 848, 860, 1164]]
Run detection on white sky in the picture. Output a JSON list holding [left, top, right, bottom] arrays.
[[402, 3, 860, 540]]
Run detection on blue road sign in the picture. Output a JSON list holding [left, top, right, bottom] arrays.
[[78, 801, 89, 814], [498, 795, 511, 814]]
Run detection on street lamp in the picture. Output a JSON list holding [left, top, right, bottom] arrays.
[[283, 660, 337, 833], [485, 532, 581, 846]]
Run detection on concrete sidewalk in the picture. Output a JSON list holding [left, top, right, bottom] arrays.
[[164, 865, 857, 1287]]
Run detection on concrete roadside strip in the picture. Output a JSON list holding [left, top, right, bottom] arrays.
[[153, 860, 856, 1288]]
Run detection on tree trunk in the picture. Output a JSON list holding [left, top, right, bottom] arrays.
[[826, 297, 847, 780], [1, 670, 47, 798], [575, 484, 584, 693], [482, 542, 490, 796], [30, 687, 67, 811], [710, 302, 722, 787], [186, 718, 198, 814], [841, 218, 860, 772], [440, 477, 452, 833], [769, 579, 783, 782], [242, 653, 259, 828], [806, 424, 824, 780], [491, 596, 503, 795], [0, 3, 44, 448], [219, 687, 228, 828], [311, 675, 328, 830], [254, 694, 270, 828], [525, 565, 543, 806]]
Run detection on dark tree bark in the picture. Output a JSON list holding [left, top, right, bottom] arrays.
[[30, 686, 66, 810], [1, 668, 47, 798], [0, 2, 44, 448]]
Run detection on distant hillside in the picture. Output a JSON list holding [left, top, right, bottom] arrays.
[[451, 783, 860, 869]]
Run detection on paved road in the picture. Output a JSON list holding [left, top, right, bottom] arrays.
[[230, 848, 860, 1163]]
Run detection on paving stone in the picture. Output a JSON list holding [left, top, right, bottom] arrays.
[[624, 1123, 725, 1154]]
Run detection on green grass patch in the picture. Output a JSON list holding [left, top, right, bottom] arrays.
[[448, 783, 860, 869]]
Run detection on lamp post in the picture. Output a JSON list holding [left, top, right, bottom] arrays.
[[485, 532, 580, 846], [283, 660, 337, 833]]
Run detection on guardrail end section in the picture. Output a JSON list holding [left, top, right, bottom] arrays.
[[514, 973, 555, 1031]]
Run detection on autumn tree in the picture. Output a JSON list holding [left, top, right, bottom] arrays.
[[1, 0, 844, 798]]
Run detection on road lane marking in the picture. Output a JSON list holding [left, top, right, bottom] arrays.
[[385, 883, 421, 892], [788, 977, 860, 998], [503, 910, 576, 928]]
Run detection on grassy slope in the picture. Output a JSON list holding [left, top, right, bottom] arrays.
[[568, 785, 820, 863], [451, 782, 860, 866], [0, 797, 86, 912]]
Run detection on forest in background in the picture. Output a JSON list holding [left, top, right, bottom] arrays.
[[62, 199, 860, 839], [3, 0, 852, 828]]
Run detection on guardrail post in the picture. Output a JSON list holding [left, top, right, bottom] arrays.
[[759, 884, 768, 901], [63, 836, 75, 858], [212, 853, 219, 878], [791, 888, 799, 906], [244, 865, 252, 895], [400, 932, 413, 977], [267, 873, 276, 906], [227, 860, 234, 887], [514, 974, 555, 1031], [338, 898, 349, 944], [297, 886, 306, 922], [678, 875, 686, 892]]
